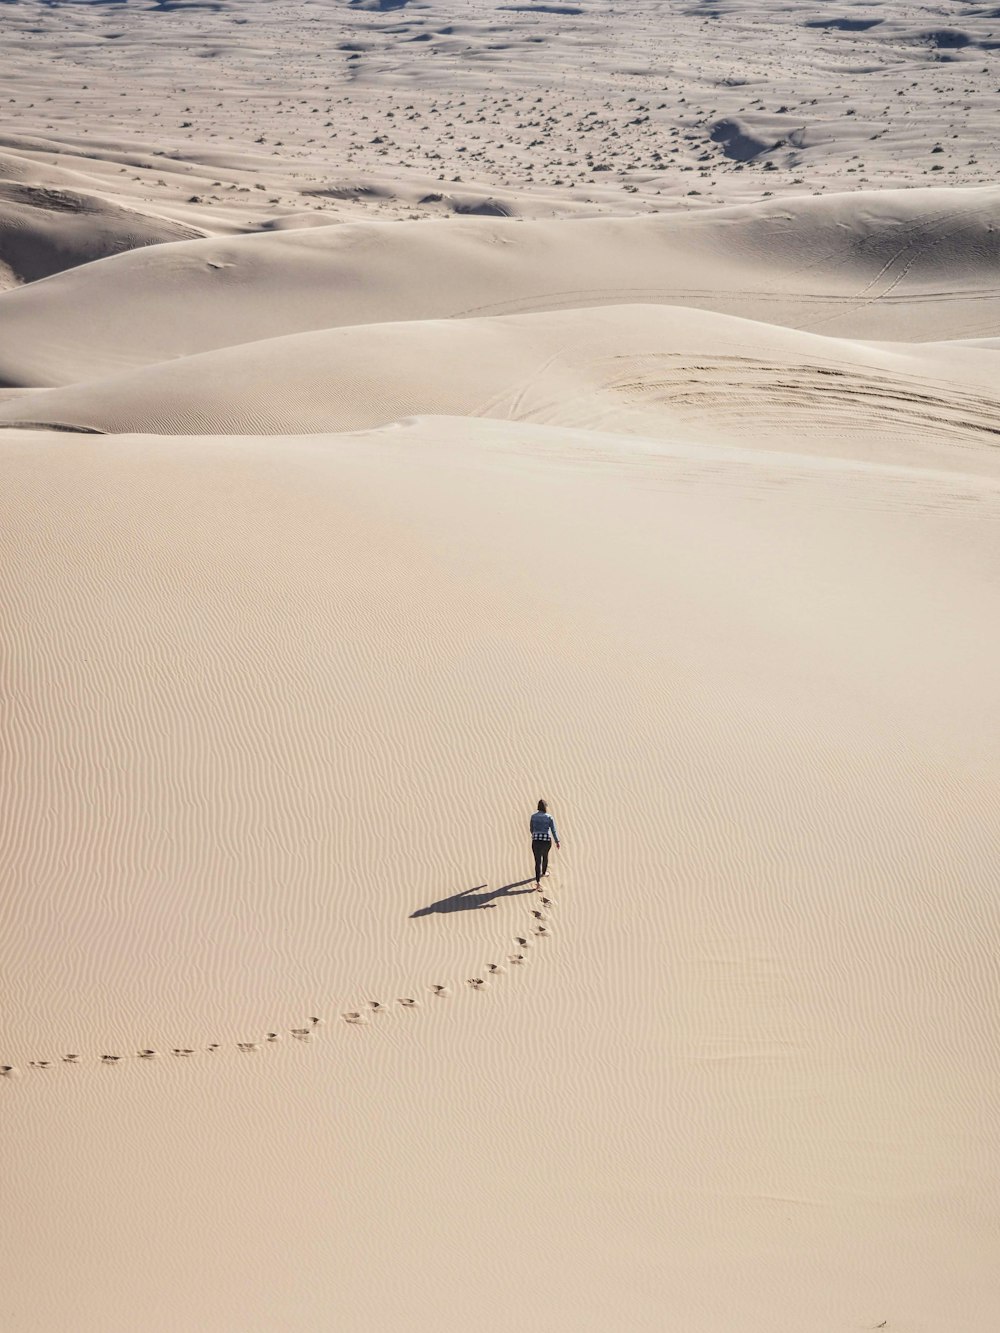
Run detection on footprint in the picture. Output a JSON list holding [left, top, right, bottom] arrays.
[[1, 864, 570, 1081]]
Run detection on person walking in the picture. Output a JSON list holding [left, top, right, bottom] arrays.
[[530, 799, 560, 886]]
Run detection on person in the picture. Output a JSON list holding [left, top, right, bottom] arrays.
[[530, 799, 560, 886]]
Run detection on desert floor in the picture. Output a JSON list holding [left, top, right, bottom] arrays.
[[2, 2, 999, 1330]]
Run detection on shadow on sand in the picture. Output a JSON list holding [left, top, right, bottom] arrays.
[[411, 879, 537, 917]]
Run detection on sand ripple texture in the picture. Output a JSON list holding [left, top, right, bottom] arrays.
[[3, 410, 1000, 1330]]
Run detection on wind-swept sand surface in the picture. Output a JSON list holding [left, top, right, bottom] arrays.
[[3, 2, 1000, 1331]]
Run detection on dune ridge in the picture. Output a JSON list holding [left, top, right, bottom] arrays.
[[3, 186, 1000, 388], [4, 304, 1000, 481], [0, 181, 204, 289]]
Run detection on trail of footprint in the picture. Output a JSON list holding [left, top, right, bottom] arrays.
[[3, 876, 561, 1076]]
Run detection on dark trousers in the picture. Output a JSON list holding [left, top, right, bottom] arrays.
[[532, 839, 550, 882]]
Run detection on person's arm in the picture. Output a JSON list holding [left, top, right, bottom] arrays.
[[550, 816, 560, 847]]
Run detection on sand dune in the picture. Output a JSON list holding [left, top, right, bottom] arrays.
[[5, 304, 1000, 479], [2, 185, 1000, 389], [0, 181, 203, 289], [4, 416, 1000, 1331], [4, 0, 1000, 212], [4, 2, 1000, 1330]]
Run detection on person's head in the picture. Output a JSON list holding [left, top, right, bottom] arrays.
[[537, 799, 547, 813]]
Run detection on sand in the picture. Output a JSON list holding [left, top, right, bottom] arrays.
[[2, 2, 1000, 1331]]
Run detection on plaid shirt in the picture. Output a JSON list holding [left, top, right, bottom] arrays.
[[530, 811, 558, 842]]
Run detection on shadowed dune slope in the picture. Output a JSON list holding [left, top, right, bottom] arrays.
[[1, 186, 999, 386], [0, 183, 204, 289]]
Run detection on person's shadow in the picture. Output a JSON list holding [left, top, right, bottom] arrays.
[[411, 878, 537, 917]]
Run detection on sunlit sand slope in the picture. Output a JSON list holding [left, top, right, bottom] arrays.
[[4, 304, 1000, 483], [3, 417, 1000, 1330]]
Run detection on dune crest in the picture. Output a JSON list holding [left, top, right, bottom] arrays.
[[3, 186, 1000, 387]]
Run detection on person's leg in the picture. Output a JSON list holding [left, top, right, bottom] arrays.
[[533, 840, 544, 883], [540, 840, 550, 879]]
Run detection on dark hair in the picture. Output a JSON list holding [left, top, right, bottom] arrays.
[[537, 799, 547, 812]]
